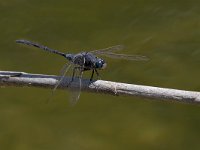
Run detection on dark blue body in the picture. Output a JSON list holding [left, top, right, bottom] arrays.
[[65, 52, 106, 71]]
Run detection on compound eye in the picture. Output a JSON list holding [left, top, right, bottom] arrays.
[[95, 61, 101, 68]]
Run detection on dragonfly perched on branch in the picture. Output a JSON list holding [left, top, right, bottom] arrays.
[[16, 39, 148, 104]]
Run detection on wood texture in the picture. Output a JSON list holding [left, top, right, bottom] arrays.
[[0, 71, 200, 104]]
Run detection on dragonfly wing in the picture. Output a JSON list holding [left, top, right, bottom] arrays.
[[91, 45, 148, 61], [53, 63, 71, 93], [46, 63, 71, 103], [68, 56, 85, 106], [90, 45, 124, 54], [69, 67, 83, 106], [69, 69, 83, 106], [96, 52, 149, 61]]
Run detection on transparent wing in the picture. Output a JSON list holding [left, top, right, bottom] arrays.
[[90, 45, 148, 61], [47, 63, 71, 103], [69, 56, 85, 105], [90, 45, 124, 53], [94, 52, 149, 61], [69, 68, 83, 106], [53, 63, 71, 93]]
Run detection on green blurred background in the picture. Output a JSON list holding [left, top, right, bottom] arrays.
[[1, 0, 200, 149]]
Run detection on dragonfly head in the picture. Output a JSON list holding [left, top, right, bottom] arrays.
[[95, 58, 107, 69]]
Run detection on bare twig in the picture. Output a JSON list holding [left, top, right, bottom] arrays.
[[0, 71, 200, 104]]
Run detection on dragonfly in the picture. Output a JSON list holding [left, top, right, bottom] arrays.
[[16, 39, 148, 104]]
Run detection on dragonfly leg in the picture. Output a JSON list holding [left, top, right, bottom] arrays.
[[71, 66, 81, 81], [90, 69, 94, 81], [94, 69, 101, 80], [66, 66, 83, 88]]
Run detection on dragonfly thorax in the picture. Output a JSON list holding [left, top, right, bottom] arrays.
[[65, 52, 107, 70]]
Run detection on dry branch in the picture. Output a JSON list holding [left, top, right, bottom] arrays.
[[0, 71, 200, 104]]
